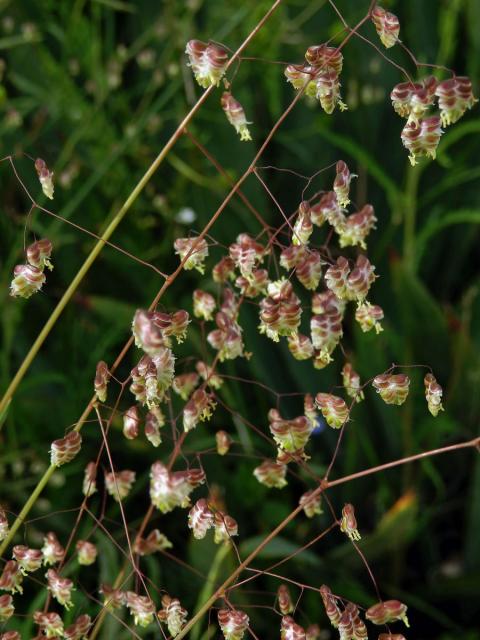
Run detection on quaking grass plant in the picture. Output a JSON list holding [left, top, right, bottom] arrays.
[[0, 1, 479, 639]]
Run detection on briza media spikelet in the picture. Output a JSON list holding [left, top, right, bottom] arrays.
[[105, 469, 136, 501], [150, 462, 205, 513], [268, 408, 313, 457], [315, 393, 349, 428], [133, 529, 172, 555], [218, 608, 249, 640], [183, 389, 216, 432], [34, 157, 54, 199], [125, 592, 155, 627], [424, 373, 444, 416], [76, 540, 97, 565], [366, 600, 409, 627], [371, 5, 400, 48], [221, 92, 252, 141], [63, 614, 92, 640], [320, 584, 342, 628], [0, 561, 23, 594], [372, 373, 410, 405], [123, 405, 140, 440], [33, 611, 64, 637], [41, 532, 65, 566], [185, 40, 228, 88], [174, 237, 209, 273], [355, 301, 384, 333], [278, 584, 294, 615], [299, 490, 323, 518], [292, 201, 314, 246], [0, 595, 14, 623], [93, 361, 109, 403], [280, 615, 307, 639], [46, 568, 74, 608], [26, 238, 53, 271], [401, 115, 443, 165], [435, 76, 478, 126], [50, 431, 82, 466], [12, 545, 42, 573], [253, 459, 287, 488], [82, 462, 98, 497], [10, 264, 45, 298], [333, 160, 356, 207], [342, 363, 364, 402], [188, 498, 214, 539], [216, 430, 232, 455], [158, 594, 188, 637], [144, 408, 164, 447], [193, 289, 216, 321], [286, 43, 347, 113], [340, 503, 361, 541], [213, 510, 238, 543]]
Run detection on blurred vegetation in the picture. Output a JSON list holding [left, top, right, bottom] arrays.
[[0, 0, 479, 638]]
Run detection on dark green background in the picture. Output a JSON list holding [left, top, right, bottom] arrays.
[[0, 1, 479, 638]]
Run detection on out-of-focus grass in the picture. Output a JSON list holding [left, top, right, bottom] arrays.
[[0, 1, 479, 638]]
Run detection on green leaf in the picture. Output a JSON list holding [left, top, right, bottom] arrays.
[[239, 534, 322, 566], [415, 209, 480, 268]]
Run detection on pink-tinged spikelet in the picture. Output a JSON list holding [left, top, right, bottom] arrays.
[[221, 92, 252, 141], [424, 373, 444, 416], [253, 459, 287, 488], [218, 608, 250, 640], [185, 40, 229, 88], [35, 158, 54, 199], [315, 393, 349, 429], [50, 431, 82, 466], [371, 5, 400, 48], [27, 238, 53, 271], [366, 600, 409, 627], [372, 373, 410, 405], [10, 264, 46, 298], [340, 503, 361, 541]]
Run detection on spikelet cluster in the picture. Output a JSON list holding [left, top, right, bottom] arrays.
[[185, 40, 228, 88], [218, 608, 249, 640], [150, 462, 205, 513], [285, 43, 347, 114], [320, 585, 371, 640], [268, 408, 313, 458], [10, 239, 54, 299], [391, 74, 476, 163]]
